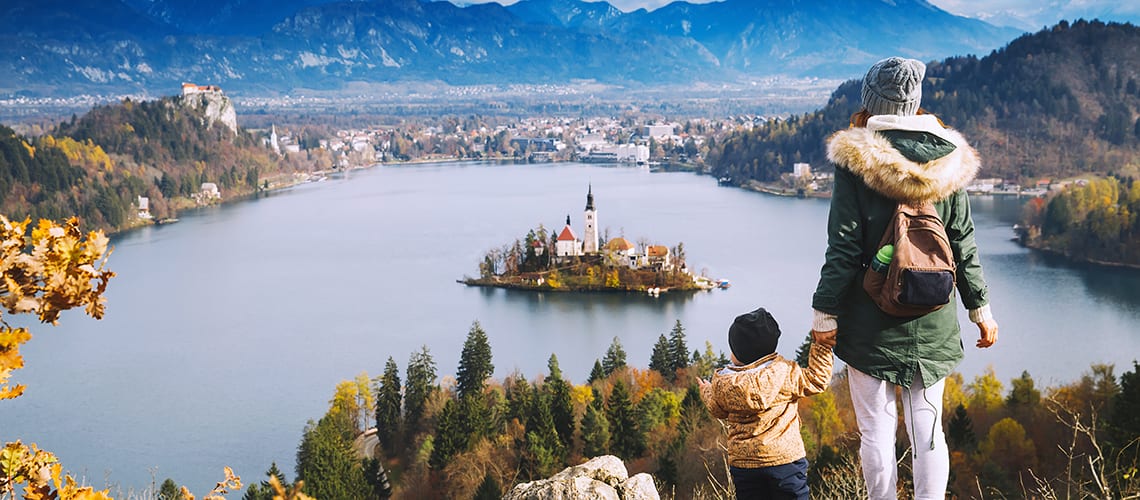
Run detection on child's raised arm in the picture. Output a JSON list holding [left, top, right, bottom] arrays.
[[785, 333, 835, 397]]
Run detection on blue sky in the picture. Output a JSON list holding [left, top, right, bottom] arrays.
[[451, 0, 1140, 31]]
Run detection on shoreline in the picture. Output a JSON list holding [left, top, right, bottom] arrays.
[[1021, 237, 1140, 272], [459, 277, 715, 294]]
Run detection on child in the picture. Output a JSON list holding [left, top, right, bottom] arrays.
[[698, 307, 835, 500]]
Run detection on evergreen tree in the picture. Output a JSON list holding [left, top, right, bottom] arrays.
[[458, 389, 493, 449], [581, 403, 611, 458], [429, 398, 463, 470], [545, 354, 576, 446], [601, 337, 627, 377], [668, 320, 690, 375], [241, 463, 288, 500], [794, 334, 813, 368], [505, 374, 534, 424], [606, 379, 644, 459], [588, 359, 605, 384], [1006, 370, 1041, 424], [456, 321, 494, 399], [362, 458, 392, 499], [679, 384, 709, 435], [523, 391, 565, 478], [295, 414, 369, 500], [649, 334, 672, 379], [404, 345, 437, 439], [1108, 361, 1140, 451], [946, 404, 977, 451], [376, 356, 402, 457], [472, 471, 501, 500], [159, 478, 185, 500]]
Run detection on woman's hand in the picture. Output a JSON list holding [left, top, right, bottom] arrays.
[[976, 318, 998, 348], [811, 329, 837, 348]]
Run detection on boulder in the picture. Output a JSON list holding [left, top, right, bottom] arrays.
[[505, 455, 659, 500]]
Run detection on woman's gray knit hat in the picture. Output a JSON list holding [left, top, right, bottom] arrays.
[[861, 57, 926, 116]]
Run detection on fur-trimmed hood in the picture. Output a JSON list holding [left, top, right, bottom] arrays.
[[826, 114, 980, 203]]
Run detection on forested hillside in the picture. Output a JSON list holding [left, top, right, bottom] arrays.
[[242, 321, 1140, 499], [709, 20, 1140, 184], [0, 95, 316, 231]]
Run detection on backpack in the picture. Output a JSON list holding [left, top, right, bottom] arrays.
[[862, 202, 956, 317]]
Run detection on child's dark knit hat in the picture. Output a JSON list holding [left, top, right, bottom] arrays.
[[728, 307, 781, 365]]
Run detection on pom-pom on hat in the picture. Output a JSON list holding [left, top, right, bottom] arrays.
[[728, 307, 781, 365], [861, 57, 926, 116]]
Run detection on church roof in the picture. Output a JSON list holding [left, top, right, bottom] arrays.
[[557, 225, 578, 241], [605, 237, 635, 251]]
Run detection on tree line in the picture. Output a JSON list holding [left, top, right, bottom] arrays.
[[226, 322, 1140, 499], [1019, 176, 1140, 266]]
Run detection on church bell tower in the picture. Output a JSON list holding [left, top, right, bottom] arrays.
[[583, 185, 598, 254]]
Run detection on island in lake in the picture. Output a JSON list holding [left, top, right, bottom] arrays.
[[461, 186, 727, 294]]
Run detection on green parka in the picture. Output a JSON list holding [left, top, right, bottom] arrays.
[[812, 114, 991, 388]]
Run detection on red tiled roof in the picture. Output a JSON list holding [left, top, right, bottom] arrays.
[[647, 245, 669, 257], [557, 226, 577, 241]]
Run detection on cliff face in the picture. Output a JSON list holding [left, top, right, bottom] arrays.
[[181, 92, 238, 135]]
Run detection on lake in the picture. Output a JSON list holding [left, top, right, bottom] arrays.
[[4, 161, 1139, 494]]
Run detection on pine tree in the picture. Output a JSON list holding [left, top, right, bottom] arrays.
[[545, 354, 576, 446], [523, 391, 565, 478], [667, 320, 690, 376], [159, 478, 185, 500], [295, 415, 369, 500], [947, 403, 977, 451], [649, 334, 672, 379], [376, 356, 402, 457], [1006, 370, 1040, 424], [1108, 361, 1140, 451], [601, 337, 627, 377], [472, 471, 502, 500], [581, 403, 611, 458], [404, 345, 437, 440], [241, 463, 288, 500], [606, 379, 644, 459], [429, 398, 463, 470], [456, 321, 494, 399], [506, 374, 534, 424], [794, 334, 813, 368], [588, 359, 605, 384]]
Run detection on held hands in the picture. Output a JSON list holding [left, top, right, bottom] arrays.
[[976, 318, 999, 348], [811, 329, 837, 348]]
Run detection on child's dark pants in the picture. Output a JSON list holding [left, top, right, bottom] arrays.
[[730, 457, 809, 500]]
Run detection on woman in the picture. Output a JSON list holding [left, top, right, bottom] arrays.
[[810, 57, 999, 500]]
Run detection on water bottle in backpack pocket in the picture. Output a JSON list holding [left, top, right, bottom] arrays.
[[862, 202, 956, 317]]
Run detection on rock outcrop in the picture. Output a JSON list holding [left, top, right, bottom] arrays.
[[181, 92, 238, 135], [505, 455, 659, 500]]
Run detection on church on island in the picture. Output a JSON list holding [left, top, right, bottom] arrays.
[[543, 186, 675, 272]]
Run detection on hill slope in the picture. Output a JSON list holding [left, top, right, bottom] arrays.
[[708, 20, 1140, 183]]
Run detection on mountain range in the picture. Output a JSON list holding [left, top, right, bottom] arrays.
[[1, 0, 1022, 97]]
